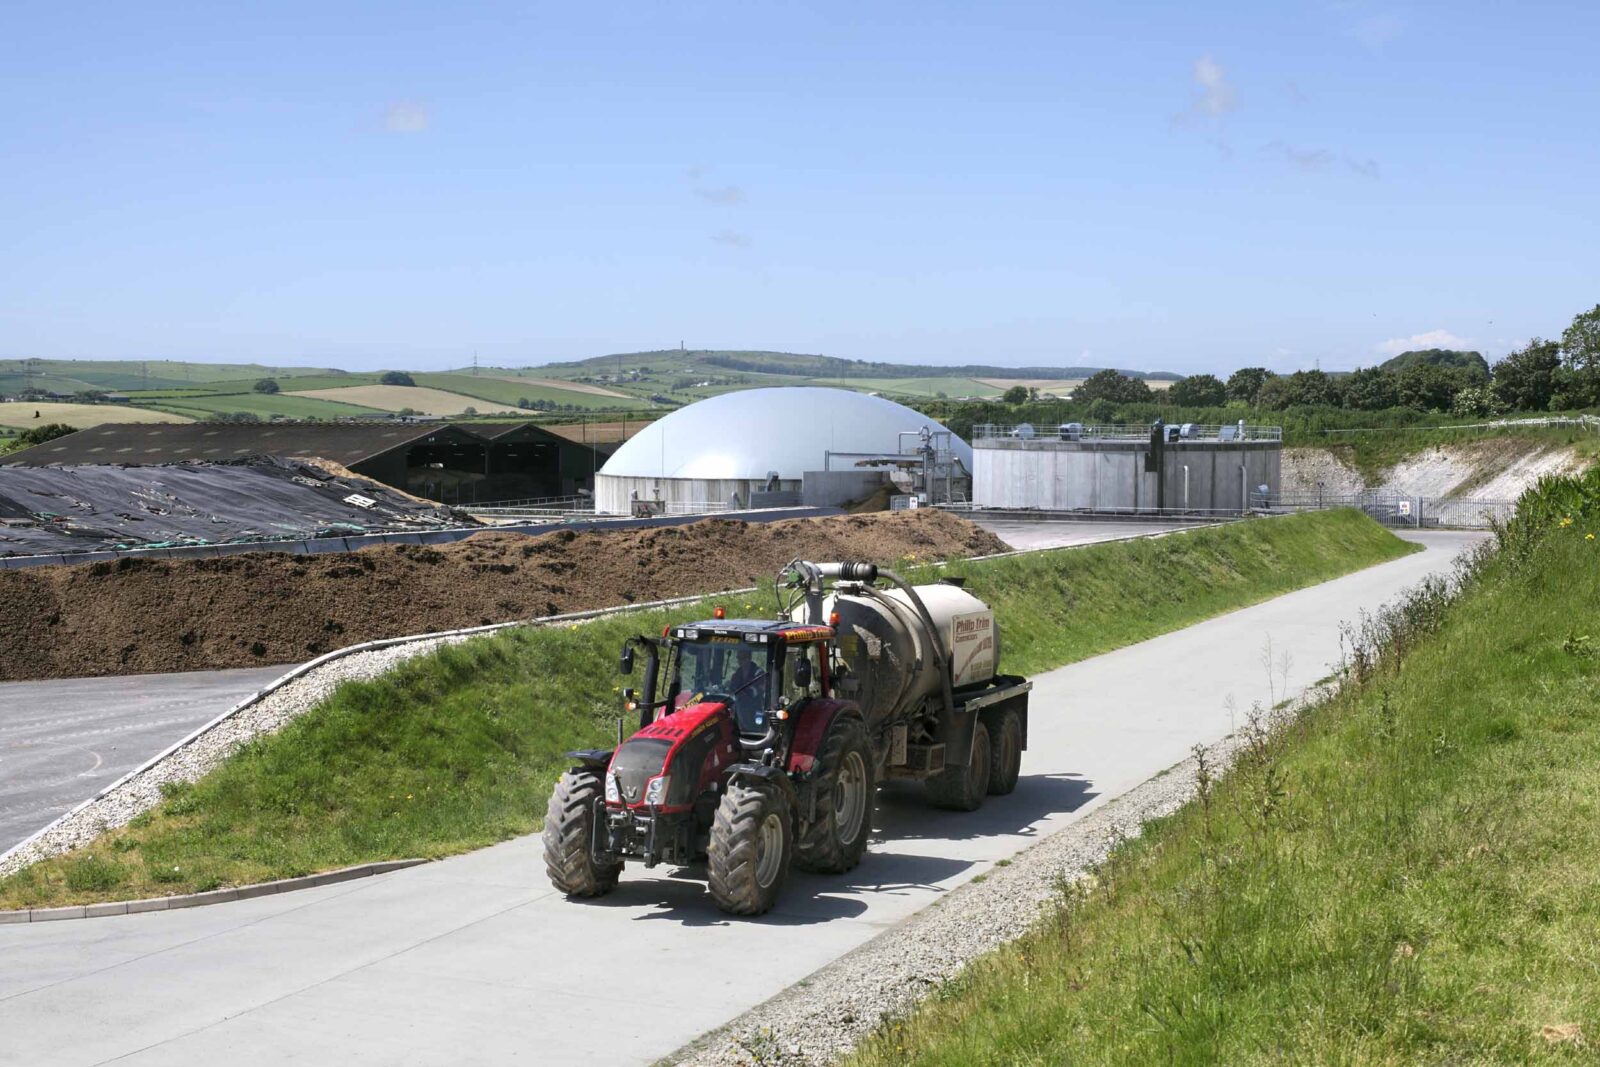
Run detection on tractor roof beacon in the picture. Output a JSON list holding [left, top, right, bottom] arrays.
[[542, 558, 1033, 916]]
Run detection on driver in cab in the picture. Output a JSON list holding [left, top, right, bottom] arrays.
[[728, 648, 767, 730]]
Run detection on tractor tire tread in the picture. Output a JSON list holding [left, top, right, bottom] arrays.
[[542, 769, 621, 897], [707, 780, 790, 915], [795, 715, 876, 874]]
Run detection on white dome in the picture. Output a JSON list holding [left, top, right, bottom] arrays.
[[601, 387, 972, 480]]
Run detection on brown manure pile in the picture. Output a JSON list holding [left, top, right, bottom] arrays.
[[0, 510, 1006, 681]]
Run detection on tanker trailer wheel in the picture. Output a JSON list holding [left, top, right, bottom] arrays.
[[795, 716, 876, 874], [927, 721, 992, 811], [542, 769, 622, 897], [986, 707, 1023, 796], [707, 779, 793, 916]]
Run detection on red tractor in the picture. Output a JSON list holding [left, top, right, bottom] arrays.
[[542, 559, 1031, 914]]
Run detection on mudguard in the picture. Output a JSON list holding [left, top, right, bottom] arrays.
[[564, 749, 614, 771], [784, 698, 860, 776], [725, 761, 798, 804]]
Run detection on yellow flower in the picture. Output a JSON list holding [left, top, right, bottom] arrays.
[[1588, 533, 1596, 542], [1561, 517, 1574, 528]]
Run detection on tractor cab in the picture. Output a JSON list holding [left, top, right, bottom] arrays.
[[659, 618, 834, 740]]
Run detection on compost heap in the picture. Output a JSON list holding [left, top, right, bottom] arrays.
[[1, 510, 1007, 680]]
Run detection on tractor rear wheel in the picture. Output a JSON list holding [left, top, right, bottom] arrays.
[[795, 716, 875, 874], [986, 707, 1023, 796], [543, 769, 621, 897], [927, 720, 992, 811], [707, 779, 792, 915]]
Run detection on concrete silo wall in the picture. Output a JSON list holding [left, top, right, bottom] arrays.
[[973, 441, 1280, 512]]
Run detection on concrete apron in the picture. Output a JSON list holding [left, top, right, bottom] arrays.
[[0, 531, 1482, 1067]]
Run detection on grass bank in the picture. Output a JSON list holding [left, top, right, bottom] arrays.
[[847, 480, 1600, 1065], [1325, 424, 1600, 485], [0, 510, 1414, 909]]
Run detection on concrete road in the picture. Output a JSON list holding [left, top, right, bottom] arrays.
[[0, 667, 288, 854], [974, 518, 1211, 551], [0, 532, 1483, 1067]]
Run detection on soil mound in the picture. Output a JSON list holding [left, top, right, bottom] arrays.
[[0, 510, 1006, 681]]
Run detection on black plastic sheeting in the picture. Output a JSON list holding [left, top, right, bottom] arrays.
[[0, 458, 466, 558]]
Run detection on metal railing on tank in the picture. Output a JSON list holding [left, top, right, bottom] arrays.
[[971, 422, 1283, 443]]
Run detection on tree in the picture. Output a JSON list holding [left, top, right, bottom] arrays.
[[1340, 367, 1400, 411], [1264, 369, 1342, 408], [380, 371, 416, 386], [1166, 373, 1226, 407], [1379, 348, 1490, 381], [1557, 304, 1600, 408], [13, 422, 75, 449], [1225, 367, 1273, 405], [461, 406, 477, 417], [1451, 384, 1503, 417], [253, 378, 280, 394], [1491, 339, 1561, 412], [1001, 385, 1030, 404], [1393, 364, 1465, 413], [1072, 369, 1152, 404], [1561, 304, 1600, 373]]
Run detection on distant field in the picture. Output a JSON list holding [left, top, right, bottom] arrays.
[[138, 392, 385, 420], [286, 384, 523, 416], [413, 372, 652, 410], [0, 359, 343, 393], [537, 419, 653, 444], [808, 376, 1004, 398], [976, 376, 1173, 392], [474, 374, 635, 399], [0, 402, 191, 431], [203, 373, 381, 393]]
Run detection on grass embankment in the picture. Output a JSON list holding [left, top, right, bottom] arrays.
[[847, 480, 1600, 1065], [0, 510, 1413, 909]]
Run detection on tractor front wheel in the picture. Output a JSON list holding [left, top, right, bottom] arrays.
[[707, 779, 792, 915], [795, 716, 875, 874], [543, 769, 622, 897]]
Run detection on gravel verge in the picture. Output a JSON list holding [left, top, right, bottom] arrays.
[[668, 692, 1325, 1067]]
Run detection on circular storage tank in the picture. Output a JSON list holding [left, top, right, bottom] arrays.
[[594, 387, 972, 514]]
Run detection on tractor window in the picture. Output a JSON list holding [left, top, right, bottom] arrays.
[[779, 643, 822, 707], [670, 641, 772, 728]]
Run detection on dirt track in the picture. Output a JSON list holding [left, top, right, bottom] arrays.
[[0, 511, 1005, 681]]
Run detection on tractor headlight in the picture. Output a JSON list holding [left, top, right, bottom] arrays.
[[644, 774, 669, 807], [604, 771, 621, 805]]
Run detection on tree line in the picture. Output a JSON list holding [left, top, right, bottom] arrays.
[[995, 303, 1600, 418]]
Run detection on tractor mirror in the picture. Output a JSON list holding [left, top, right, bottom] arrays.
[[620, 645, 635, 674], [793, 655, 813, 690]]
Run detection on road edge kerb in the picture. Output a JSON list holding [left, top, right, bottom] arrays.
[[0, 516, 1239, 885], [0, 859, 427, 924]]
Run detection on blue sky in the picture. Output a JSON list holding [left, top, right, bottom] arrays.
[[3, 1, 1596, 374]]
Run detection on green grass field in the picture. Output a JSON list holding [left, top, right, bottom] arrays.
[[0, 511, 1412, 910], [139, 392, 385, 420], [809, 376, 1004, 398], [846, 481, 1600, 1065], [0, 359, 344, 394], [412, 372, 653, 409]]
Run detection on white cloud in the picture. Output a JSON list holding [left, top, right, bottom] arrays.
[[710, 229, 751, 248], [695, 185, 746, 206], [1266, 141, 1335, 170], [1377, 329, 1472, 356], [384, 101, 429, 134], [1192, 55, 1236, 117], [1351, 12, 1405, 49]]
